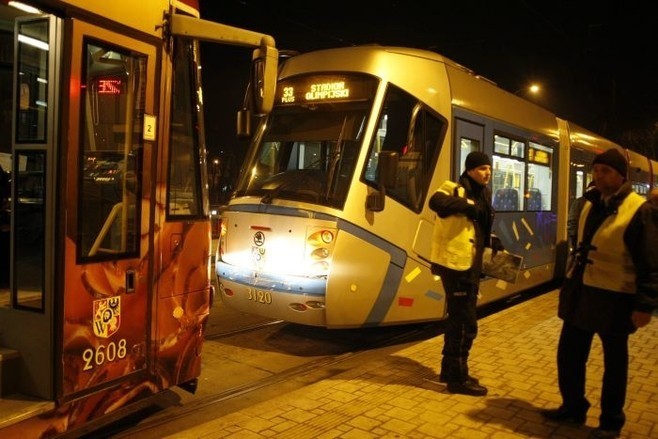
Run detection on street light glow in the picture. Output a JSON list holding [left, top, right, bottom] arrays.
[[513, 83, 541, 97]]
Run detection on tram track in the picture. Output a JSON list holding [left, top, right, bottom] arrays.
[[99, 284, 553, 438], [204, 319, 286, 340], [108, 319, 443, 438]]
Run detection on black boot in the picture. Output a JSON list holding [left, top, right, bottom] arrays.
[[447, 379, 488, 396], [438, 373, 479, 384], [540, 406, 587, 424], [439, 356, 479, 384]]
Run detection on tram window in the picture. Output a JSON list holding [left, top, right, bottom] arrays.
[[15, 19, 49, 143], [77, 41, 145, 261], [511, 140, 525, 158], [364, 84, 445, 211], [1, 31, 11, 155], [494, 135, 524, 158], [492, 135, 526, 211], [527, 142, 553, 211], [574, 170, 585, 199], [458, 137, 480, 176], [245, 106, 367, 207], [167, 38, 205, 218], [13, 151, 45, 310], [0, 29, 11, 307], [0, 159, 9, 308], [494, 135, 509, 155]]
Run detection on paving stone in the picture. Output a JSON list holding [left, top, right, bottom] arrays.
[[162, 291, 657, 439]]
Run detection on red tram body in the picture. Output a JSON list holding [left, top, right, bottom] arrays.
[[0, 0, 277, 436]]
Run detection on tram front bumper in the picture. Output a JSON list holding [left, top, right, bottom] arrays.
[[215, 260, 327, 327]]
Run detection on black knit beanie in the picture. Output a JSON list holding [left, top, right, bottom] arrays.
[[465, 151, 491, 171], [592, 149, 627, 178]]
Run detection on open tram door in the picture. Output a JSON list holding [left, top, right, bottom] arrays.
[[59, 19, 159, 404], [0, 11, 62, 402]]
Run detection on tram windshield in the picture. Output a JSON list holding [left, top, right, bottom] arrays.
[[235, 74, 378, 208]]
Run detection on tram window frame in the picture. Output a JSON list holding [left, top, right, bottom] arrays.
[[166, 37, 208, 220], [76, 38, 145, 262], [492, 134, 526, 212], [363, 84, 447, 212]]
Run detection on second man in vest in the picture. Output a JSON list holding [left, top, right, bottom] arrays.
[[541, 148, 658, 439]]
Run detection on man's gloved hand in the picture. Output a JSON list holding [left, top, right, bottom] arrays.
[[491, 235, 505, 254], [466, 203, 483, 221]]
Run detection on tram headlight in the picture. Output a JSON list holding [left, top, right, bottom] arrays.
[[305, 227, 336, 275], [310, 247, 330, 260], [320, 230, 334, 243], [306, 229, 335, 246]]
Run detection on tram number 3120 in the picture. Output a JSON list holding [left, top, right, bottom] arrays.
[[82, 338, 128, 371], [247, 288, 272, 305]]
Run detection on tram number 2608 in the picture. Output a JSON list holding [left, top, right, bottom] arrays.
[[82, 339, 128, 371], [247, 288, 272, 304]]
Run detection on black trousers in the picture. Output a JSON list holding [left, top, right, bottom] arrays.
[[436, 266, 479, 382], [557, 322, 628, 431]]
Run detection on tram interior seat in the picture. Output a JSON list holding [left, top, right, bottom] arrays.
[[527, 188, 542, 211], [493, 188, 519, 211]]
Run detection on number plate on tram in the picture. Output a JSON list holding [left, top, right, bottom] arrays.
[[247, 288, 273, 305]]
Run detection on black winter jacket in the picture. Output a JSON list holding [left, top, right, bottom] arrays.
[[559, 182, 658, 334]]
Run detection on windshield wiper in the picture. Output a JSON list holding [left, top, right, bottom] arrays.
[[260, 117, 350, 204], [260, 156, 326, 204]]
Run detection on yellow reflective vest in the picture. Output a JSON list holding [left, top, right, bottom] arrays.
[[573, 191, 646, 294], [430, 180, 475, 271]]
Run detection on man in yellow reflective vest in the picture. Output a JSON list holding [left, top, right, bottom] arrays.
[[429, 151, 503, 396], [541, 148, 658, 439]]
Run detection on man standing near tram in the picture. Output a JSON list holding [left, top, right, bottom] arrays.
[[428, 151, 503, 396], [541, 148, 658, 439]]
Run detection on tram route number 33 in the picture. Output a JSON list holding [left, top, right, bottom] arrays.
[[248, 288, 272, 305], [82, 339, 128, 371]]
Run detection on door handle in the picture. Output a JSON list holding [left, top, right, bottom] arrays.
[[126, 270, 136, 294]]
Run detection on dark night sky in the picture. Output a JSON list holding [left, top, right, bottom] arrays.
[[198, 0, 658, 160]]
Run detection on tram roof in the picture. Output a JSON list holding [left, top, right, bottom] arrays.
[[32, 0, 199, 37]]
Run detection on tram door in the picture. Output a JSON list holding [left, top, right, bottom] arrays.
[[58, 20, 157, 401], [1, 7, 159, 404], [0, 13, 62, 400]]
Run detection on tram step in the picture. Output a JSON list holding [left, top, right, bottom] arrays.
[[0, 348, 19, 397]]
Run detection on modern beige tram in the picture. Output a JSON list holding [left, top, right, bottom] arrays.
[[216, 45, 654, 328], [0, 0, 276, 437]]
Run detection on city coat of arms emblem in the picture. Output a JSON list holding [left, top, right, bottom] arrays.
[[93, 297, 121, 338]]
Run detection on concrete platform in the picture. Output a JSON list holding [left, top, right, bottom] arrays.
[[161, 290, 658, 438]]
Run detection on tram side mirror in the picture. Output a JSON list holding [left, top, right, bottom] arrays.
[[366, 151, 398, 212], [251, 40, 278, 115], [236, 107, 251, 138]]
